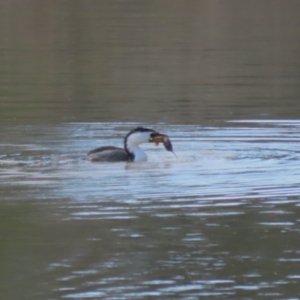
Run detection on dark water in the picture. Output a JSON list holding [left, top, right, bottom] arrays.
[[1, 1, 300, 299]]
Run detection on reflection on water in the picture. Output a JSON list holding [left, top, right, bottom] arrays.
[[1, 121, 300, 299], [1, 1, 300, 124]]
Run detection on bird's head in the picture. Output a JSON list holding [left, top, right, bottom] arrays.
[[125, 127, 174, 154]]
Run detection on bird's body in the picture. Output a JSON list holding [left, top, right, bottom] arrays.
[[87, 127, 172, 162], [87, 146, 129, 162]]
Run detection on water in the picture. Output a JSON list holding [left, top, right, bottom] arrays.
[[1, 121, 300, 299], [1, 0, 300, 299]]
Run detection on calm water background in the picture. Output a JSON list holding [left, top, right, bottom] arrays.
[[1, 1, 300, 299]]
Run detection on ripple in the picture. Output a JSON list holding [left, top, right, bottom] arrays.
[[62, 291, 105, 299]]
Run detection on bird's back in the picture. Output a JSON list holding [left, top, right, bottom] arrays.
[[87, 146, 129, 162]]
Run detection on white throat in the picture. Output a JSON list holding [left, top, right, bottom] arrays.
[[130, 146, 147, 162], [125, 131, 151, 162]]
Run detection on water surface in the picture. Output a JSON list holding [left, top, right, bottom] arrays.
[[1, 1, 300, 299], [1, 121, 300, 299]]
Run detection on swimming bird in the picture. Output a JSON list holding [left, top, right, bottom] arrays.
[[87, 127, 173, 162]]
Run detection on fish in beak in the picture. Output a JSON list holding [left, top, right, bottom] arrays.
[[149, 132, 176, 157]]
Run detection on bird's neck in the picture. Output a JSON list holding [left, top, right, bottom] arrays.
[[126, 145, 147, 162]]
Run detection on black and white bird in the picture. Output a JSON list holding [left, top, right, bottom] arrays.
[[87, 127, 173, 162]]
